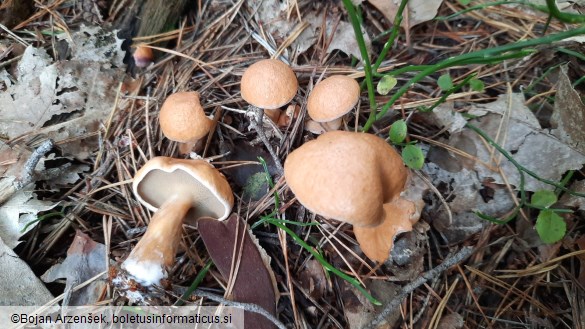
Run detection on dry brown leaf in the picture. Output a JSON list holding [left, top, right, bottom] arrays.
[[368, 0, 443, 29], [198, 215, 278, 329], [295, 12, 372, 61], [0, 26, 125, 160], [0, 235, 54, 305], [341, 279, 401, 329], [437, 313, 464, 329], [427, 92, 585, 242], [551, 64, 585, 154], [41, 230, 107, 306], [468, 93, 585, 191], [248, 0, 372, 61], [0, 184, 57, 249], [559, 180, 585, 210], [298, 258, 329, 300]]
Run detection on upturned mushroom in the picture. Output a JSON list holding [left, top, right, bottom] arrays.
[[284, 131, 419, 262], [159, 91, 213, 155], [122, 156, 234, 286], [240, 58, 298, 122], [306, 75, 360, 133]]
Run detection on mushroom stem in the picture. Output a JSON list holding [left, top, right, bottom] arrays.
[[353, 198, 416, 263], [323, 117, 343, 131], [178, 139, 204, 155], [122, 194, 193, 285], [264, 108, 282, 123]]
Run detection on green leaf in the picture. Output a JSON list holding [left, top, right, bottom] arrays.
[[402, 144, 425, 170], [469, 78, 484, 92], [438, 73, 453, 91], [377, 75, 397, 95], [389, 119, 407, 144], [535, 210, 566, 244], [531, 190, 557, 208]]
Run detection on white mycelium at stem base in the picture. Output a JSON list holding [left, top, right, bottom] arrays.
[[122, 157, 234, 286]]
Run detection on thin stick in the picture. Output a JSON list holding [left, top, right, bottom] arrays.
[[194, 289, 286, 329], [363, 246, 475, 329], [248, 106, 284, 175], [0, 139, 54, 205]]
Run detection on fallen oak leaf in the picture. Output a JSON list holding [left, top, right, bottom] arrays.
[[551, 64, 585, 154], [0, 26, 125, 160], [198, 214, 278, 329], [368, 0, 444, 29], [0, 235, 54, 305], [41, 230, 107, 306]]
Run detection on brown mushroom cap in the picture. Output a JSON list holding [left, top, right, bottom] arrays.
[[241, 59, 298, 109], [159, 92, 212, 144], [307, 75, 360, 122], [284, 131, 407, 227], [133, 45, 154, 68], [133, 156, 233, 221]]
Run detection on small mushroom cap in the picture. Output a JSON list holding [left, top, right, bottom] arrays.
[[307, 75, 360, 122], [133, 45, 154, 68], [241, 59, 298, 109], [284, 131, 407, 227], [133, 157, 234, 221], [159, 92, 212, 143]]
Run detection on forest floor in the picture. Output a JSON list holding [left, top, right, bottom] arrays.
[[1, 0, 585, 328]]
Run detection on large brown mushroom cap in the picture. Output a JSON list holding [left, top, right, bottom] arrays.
[[133, 156, 234, 221], [284, 131, 407, 227], [284, 131, 418, 262], [307, 75, 360, 122], [241, 59, 298, 109], [159, 92, 212, 143]]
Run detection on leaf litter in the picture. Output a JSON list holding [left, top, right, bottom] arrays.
[[0, 25, 124, 252], [426, 92, 585, 242], [41, 230, 107, 306], [3, 1, 585, 328], [248, 0, 372, 61]]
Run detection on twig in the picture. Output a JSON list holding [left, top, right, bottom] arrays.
[[18, 140, 55, 188], [363, 246, 475, 329], [0, 139, 54, 205], [194, 289, 286, 329], [248, 106, 284, 175]]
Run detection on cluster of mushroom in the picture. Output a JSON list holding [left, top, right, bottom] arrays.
[[240, 58, 361, 133], [242, 60, 418, 263], [120, 57, 417, 294]]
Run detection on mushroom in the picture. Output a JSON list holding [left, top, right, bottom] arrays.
[[284, 131, 418, 262], [122, 156, 234, 286], [133, 44, 154, 68], [306, 75, 360, 133], [159, 91, 213, 155], [240, 58, 298, 122]]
